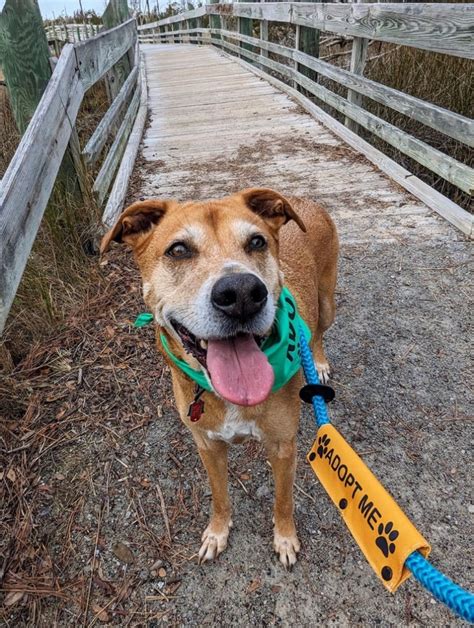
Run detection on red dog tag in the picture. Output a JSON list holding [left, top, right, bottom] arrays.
[[188, 399, 205, 422]]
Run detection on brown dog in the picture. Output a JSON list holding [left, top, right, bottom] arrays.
[[101, 188, 338, 566]]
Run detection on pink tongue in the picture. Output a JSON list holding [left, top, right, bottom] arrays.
[[206, 334, 274, 406]]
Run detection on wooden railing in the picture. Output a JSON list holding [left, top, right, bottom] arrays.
[[138, 2, 474, 237], [45, 22, 101, 44], [0, 18, 147, 333]]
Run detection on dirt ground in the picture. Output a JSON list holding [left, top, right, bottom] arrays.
[[1, 67, 473, 624], [1, 222, 472, 625]]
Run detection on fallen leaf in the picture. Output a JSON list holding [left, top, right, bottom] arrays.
[[4, 590, 24, 606], [150, 559, 164, 572], [104, 325, 116, 339], [6, 468, 16, 482], [112, 541, 134, 564], [92, 604, 110, 622], [93, 575, 115, 595], [247, 578, 261, 593]]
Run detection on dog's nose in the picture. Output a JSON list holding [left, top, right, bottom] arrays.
[[211, 273, 268, 321]]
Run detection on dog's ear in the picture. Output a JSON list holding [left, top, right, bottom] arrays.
[[239, 188, 306, 233], [100, 200, 169, 254]]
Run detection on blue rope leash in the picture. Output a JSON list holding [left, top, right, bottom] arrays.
[[298, 326, 474, 623]]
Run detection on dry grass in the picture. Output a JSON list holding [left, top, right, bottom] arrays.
[[0, 80, 111, 369], [0, 84, 20, 180], [364, 45, 473, 211]]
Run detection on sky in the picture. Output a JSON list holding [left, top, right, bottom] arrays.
[[0, 0, 177, 19], [0, 0, 146, 19], [38, 0, 107, 18]]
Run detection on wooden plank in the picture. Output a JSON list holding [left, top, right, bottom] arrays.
[[102, 57, 148, 227], [345, 35, 368, 133], [83, 65, 139, 165], [208, 2, 474, 58], [138, 6, 207, 29], [93, 84, 141, 205], [224, 51, 473, 237], [0, 46, 85, 333], [74, 18, 137, 91], [211, 29, 474, 147], [215, 37, 474, 194]]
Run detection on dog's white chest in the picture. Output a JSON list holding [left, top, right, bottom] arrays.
[[207, 406, 262, 444]]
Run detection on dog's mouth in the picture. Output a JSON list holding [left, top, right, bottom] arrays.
[[171, 320, 274, 407]]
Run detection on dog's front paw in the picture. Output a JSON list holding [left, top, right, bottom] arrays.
[[315, 360, 331, 384], [274, 529, 300, 568], [198, 518, 232, 564]]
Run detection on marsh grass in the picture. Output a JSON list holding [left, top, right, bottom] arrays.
[[0, 80, 110, 368]]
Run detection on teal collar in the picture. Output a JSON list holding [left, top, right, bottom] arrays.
[[134, 286, 311, 394]]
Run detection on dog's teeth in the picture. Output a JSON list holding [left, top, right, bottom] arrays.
[[200, 340, 208, 349]]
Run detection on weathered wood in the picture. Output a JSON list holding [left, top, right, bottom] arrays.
[[102, 0, 129, 30], [206, 3, 474, 59], [295, 19, 319, 91], [215, 36, 474, 194], [0, 46, 85, 333], [102, 0, 133, 101], [224, 51, 473, 237], [74, 18, 137, 91], [259, 4, 268, 60], [83, 65, 139, 165], [0, 0, 52, 133], [208, 28, 474, 148], [102, 57, 148, 227], [137, 6, 207, 29], [93, 84, 141, 205], [345, 35, 368, 132]]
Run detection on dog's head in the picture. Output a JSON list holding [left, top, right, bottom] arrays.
[[101, 188, 306, 406]]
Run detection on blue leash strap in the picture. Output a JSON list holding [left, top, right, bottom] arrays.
[[298, 326, 474, 623]]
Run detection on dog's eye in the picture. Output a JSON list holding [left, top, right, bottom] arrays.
[[165, 242, 193, 259], [247, 235, 267, 251]]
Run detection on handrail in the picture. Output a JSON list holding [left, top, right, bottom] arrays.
[[0, 18, 144, 334], [139, 3, 474, 59], [45, 22, 100, 43], [138, 3, 474, 236]]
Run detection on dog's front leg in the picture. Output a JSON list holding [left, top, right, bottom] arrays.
[[265, 438, 300, 567], [196, 438, 233, 563]]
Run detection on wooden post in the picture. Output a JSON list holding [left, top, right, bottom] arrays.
[[0, 0, 88, 199], [102, 0, 131, 100], [345, 36, 369, 132], [0, 0, 58, 134], [259, 0, 268, 71], [295, 23, 319, 92], [239, 0, 253, 57], [209, 0, 221, 43]]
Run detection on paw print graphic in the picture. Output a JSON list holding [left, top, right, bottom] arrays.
[[317, 434, 331, 458], [375, 521, 399, 558]]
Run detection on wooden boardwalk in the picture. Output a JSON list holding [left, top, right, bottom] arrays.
[[139, 44, 457, 246]]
